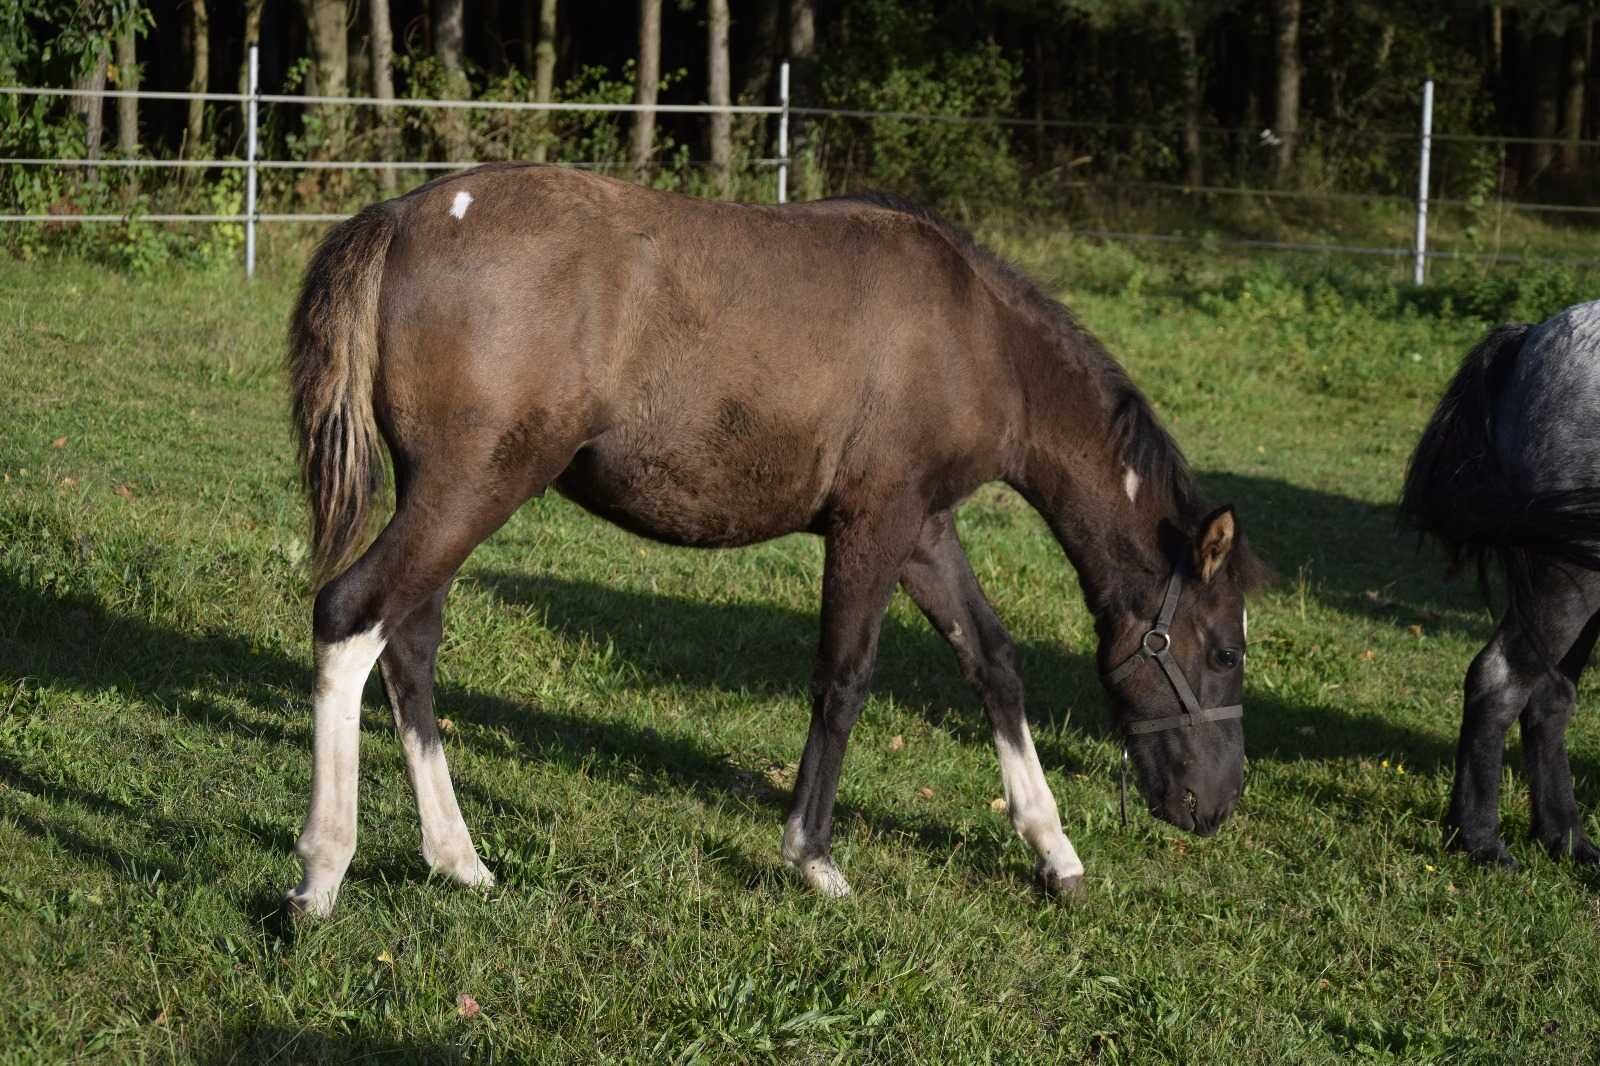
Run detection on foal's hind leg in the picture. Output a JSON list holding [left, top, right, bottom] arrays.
[[899, 512, 1084, 895], [379, 583, 495, 887], [1445, 561, 1600, 866], [781, 502, 923, 897], [287, 466, 557, 917]]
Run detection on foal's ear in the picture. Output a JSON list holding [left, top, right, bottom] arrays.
[[1192, 505, 1237, 584]]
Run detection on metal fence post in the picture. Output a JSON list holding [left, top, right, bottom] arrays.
[[777, 61, 789, 205], [1413, 78, 1433, 285], [246, 42, 259, 278]]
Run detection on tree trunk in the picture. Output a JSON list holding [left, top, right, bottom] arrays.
[[786, 0, 816, 196], [1489, 5, 1503, 84], [708, 0, 731, 196], [520, 2, 535, 75], [75, 42, 109, 185], [1271, 0, 1300, 186], [300, 0, 348, 159], [531, 0, 557, 163], [186, 0, 209, 161], [629, 0, 662, 177], [436, 0, 471, 161], [733, 0, 778, 151], [1177, 24, 1204, 187], [1559, 18, 1591, 173], [238, 0, 264, 98], [1531, 29, 1561, 177], [483, 0, 503, 73], [371, 0, 398, 193], [116, 25, 138, 199]]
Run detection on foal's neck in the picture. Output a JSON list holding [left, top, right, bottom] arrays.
[[1006, 336, 1180, 612]]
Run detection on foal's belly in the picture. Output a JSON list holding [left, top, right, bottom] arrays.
[[552, 427, 832, 548]]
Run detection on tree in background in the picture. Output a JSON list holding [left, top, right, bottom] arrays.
[[435, 0, 471, 160], [183, 0, 207, 160], [1270, 0, 1300, 185], [298, 0, 346, 159], [708, 0, 731, 196], [530, 0, 558, 163], [630, 0, 662, 175], [370, 0, 398, 192]]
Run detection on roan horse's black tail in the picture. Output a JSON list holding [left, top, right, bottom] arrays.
[[288, 204, 398, 585], [1400, 321, 1600, 586]]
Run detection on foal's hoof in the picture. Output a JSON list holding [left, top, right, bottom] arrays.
[[1035, 859, 1086, 898], [283, 887, 336, 921], [791, 857, 852, 898], [440, 855, 496, 890]]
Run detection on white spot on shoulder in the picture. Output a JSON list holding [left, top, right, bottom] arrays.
[[1122, 465, 1141, 503], [449, 190, 473, 220]]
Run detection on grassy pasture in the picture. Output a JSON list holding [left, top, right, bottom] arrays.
[[2, 242, 1600, 1064]]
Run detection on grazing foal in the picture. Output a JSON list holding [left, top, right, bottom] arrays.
[[286, 165, 1262, 916]]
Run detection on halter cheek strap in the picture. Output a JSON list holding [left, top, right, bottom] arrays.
[[1103, 565, 1244, 825]]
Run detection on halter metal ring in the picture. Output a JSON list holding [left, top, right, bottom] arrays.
[[1141, 629, 1170, 656]]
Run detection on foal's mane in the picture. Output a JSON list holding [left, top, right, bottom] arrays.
[[837, 192, 1206, 529]]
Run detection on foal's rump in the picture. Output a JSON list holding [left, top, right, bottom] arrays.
[[1401, 301, 1600, 576]]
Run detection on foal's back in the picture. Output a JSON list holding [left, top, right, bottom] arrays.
[[375, 165, 1028, 547]]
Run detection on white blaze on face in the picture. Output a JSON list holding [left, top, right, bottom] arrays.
[[449, 190, 473, 220], [1122, 465, 1141, 503]]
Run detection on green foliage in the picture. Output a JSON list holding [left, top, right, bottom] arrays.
[[818, 2, 1023, 210]]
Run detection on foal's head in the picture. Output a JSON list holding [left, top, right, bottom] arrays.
[[1097, 506, 1259, 835]]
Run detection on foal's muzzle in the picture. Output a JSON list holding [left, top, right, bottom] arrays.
[[1104, 564, 1243, 828]]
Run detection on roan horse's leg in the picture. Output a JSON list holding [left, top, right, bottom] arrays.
[[899, 512, 1085, 894], [782, 505, 923, 897], [1446, 561, 1600, 865], [379, 583, 495, 887]]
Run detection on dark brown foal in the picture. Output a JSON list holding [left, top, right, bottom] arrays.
[[286, 165, 1262, 917]]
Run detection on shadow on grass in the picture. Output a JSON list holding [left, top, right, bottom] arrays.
[[201, 1024, 466, 1065], [1196, 469, 1495, 643], [1, 466, 1588, 901]]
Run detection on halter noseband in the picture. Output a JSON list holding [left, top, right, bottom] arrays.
[[1102, 563, 1243, 826]]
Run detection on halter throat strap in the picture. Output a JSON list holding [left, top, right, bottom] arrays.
[[1103, 566, 1244, 737]]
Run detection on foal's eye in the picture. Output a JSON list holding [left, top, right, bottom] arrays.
[[1213, 648, 1242, 670]]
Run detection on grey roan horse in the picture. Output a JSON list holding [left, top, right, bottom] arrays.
[[1402, 300, 1600, 866], [286, 164, 1263, 917]]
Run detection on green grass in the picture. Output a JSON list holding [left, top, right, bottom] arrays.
[[2, 242, 1600, 1064]]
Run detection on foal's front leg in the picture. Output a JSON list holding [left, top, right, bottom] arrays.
[[781, 509, 919, 897], [899, 512, 1084, 894]]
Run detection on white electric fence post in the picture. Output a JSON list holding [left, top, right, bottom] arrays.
[[1413, 78, 1433, 286], [246, 42, 260, 278], [777, 61, 790, 205]]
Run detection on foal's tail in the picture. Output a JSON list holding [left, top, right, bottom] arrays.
[[288, 204, 398, 586], [1400, 321, 1600, 584]]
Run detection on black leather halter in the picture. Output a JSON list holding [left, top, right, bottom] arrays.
[[1102, 563, 1243, 825]]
